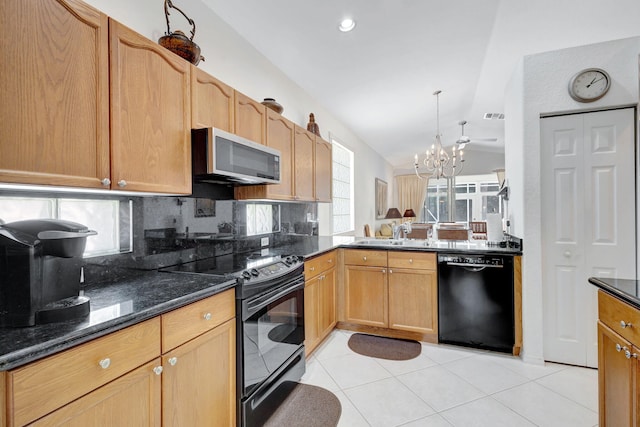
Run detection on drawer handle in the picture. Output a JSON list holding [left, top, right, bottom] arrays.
[[621, 320, 633, 329], [168, 357, 178, 366], [625, 349, 638, 360], [153, 366, 163, 375], [328, 259, 333, 263], [98, 358, 111, 369], [310, 267, 315, 271], [203, 312, 212, 321], [363, 256, 367, 261]]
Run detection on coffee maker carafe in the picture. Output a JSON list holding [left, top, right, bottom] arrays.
[[0, 219, 97, 327]]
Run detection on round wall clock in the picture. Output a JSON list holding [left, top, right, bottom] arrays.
[[568, 68, 611, 102]]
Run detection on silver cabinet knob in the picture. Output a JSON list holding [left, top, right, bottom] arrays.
[[310, 267, 315, 272], [563, 251, 571, 257], [153, 366, 163, 375], [168, 357, 178, 366], [625, 349, 638, 359], [616, 343, 623, 352], [98, 358, 111, 369], [203, 312, 212, 321], [363, 256, 367, 261], [621, 320, 633, 329], [389, 269, 393, 274], [117, 180, 127, 188], [101, 178, 111, 186], [382, 269, 386, 274], [328, 259, 333, 264], [409, 259, 413, 264]]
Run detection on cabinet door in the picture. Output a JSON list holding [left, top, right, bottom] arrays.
[[30, 359, 162, 427], [598, 321, 633, 426], [315, 137, 333, 202], [305, 276, 321, 353], [162, 319, 236, 427], [109, 19, 191, 194], [388, 268, 437, 335], [344, 265, 387, 327], [0, 0, 110, 189], [191, 67, 234, 132], [264, 109, 295, 200], [294, 126, 315, 201], [319, 268, 337, 338], [235, 91, 266, 145]]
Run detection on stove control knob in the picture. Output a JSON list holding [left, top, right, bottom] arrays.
[[242, 271, 251, 280], [250, 268, 259, 277]]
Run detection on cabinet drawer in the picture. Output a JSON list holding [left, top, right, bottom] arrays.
[[162, 289, 235, 353], [388, 251, 436, 270], [305, 250, 336, 280], [10, 318, 161, 427], [344, 249, 387, 267], [599, 290, 640, 345]]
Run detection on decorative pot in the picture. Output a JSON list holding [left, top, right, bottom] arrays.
[[158, 31, 204, 65], [158, 0, 204, 66], [261, 98, 284, 114]]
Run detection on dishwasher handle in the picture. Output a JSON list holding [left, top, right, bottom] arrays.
[[442, 262, 503, 269]]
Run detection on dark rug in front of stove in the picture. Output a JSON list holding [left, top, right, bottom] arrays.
[[263, 383, 341, 427], [347, 333, 421, 360]]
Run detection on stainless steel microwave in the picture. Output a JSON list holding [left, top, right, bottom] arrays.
[[191, 128, 281, 185]]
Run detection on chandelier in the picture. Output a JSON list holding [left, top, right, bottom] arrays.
[[414, 90, 464, 179]]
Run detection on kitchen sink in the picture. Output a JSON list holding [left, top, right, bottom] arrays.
[[350, 239, 430, 247]]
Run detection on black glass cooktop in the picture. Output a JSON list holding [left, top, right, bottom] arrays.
[[161, 250, 286, 277]]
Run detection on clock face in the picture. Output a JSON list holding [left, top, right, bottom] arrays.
[[568, 68, 611, 102]]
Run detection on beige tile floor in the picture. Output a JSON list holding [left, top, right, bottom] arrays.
[[301, 330, 599, 427]]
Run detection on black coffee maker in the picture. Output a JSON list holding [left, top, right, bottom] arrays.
[[0, 219, 97, 327]]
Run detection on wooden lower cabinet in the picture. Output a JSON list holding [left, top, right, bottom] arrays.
[[344, 265, 388, 328], [341, 250, 438, 341], [597, 290, 640, 426], [30, 359, 162, 427], [3, 290, 236, 426], [388, 268, 437, 335], [162, 319, 236, 427], [305, 251, 337, 355]]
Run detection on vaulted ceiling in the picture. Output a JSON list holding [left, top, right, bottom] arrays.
[[203, 0, 640, 168]]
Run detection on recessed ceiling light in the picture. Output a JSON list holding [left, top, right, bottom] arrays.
[[338, 18, 356, 32]]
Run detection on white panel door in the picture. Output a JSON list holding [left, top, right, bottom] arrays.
[[541, 108, 636, 367]]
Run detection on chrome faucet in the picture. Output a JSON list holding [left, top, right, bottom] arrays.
[[392, 221, 412, 240]]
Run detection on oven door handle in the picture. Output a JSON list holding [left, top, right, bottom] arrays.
[[243, 279, 305, 320]]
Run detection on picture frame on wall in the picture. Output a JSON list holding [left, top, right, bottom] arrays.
[[375, 178, 388, 219]]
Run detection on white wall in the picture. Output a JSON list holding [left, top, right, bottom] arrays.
[[84, 0, 394, 237], [505, 36, 640, 364]]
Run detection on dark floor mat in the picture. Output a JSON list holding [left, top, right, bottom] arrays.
[[264, 383, 341, 427], [348, 333, 421, 360]]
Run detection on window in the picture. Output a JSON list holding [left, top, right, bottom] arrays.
[[331, 137, 354, 234], [0, 196, 132, 257], [422, 176, 503, 224], [245, 203, 280, 236]]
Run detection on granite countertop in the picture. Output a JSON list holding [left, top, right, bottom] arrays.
[[338, 237, 523, 256], [589, 277, 640, 309], [0, 234, 521, 371], [0, 271, 236, 371]]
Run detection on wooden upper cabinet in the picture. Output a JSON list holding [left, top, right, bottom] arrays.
[[315, 137, 333, 202], [234, 91, 266, 145], [191, 67, 234, 132], [294, 126, 315, 201], [265, 109, 295, 199], [0, 0, 110, 189], [109, 19, 191, 194]]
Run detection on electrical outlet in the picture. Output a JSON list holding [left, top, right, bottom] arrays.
[[261, 237, 269, 247]]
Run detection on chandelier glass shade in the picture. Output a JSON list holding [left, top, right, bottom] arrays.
[[414, 90, 464, 179]]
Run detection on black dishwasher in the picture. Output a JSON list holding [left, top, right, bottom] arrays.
[[438, 254, 514, 353]]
